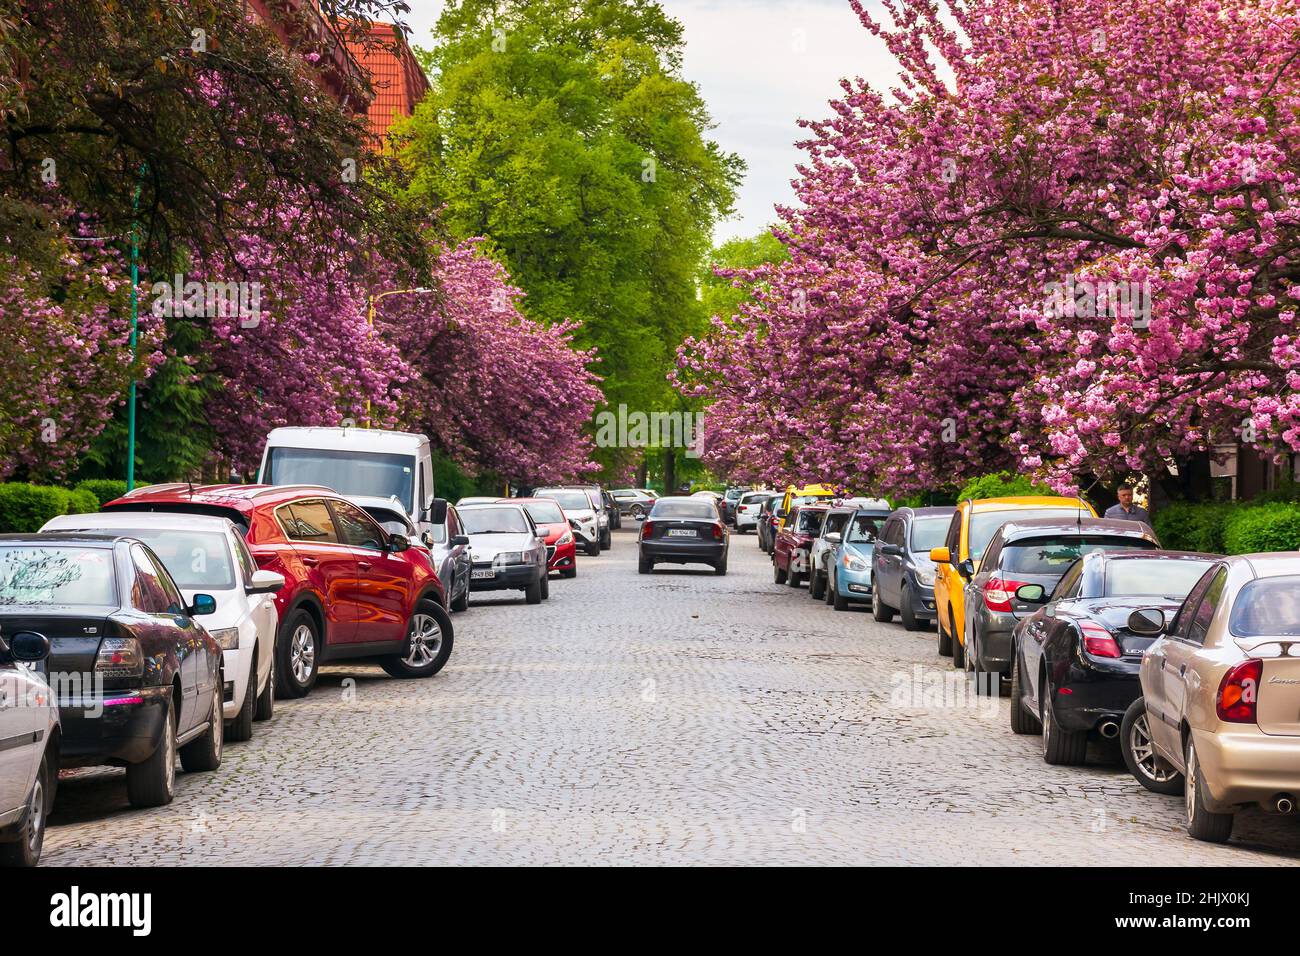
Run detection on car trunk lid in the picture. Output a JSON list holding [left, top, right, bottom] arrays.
[[1233, 637, 1300, 735]]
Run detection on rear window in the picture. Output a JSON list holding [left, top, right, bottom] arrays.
[[1000, 535, 1155, 574], [650, 500, 716, 520], [968, 508, 1085, 560], [1230, 575, 1300, 637], [1104, 558, 1214, 598], [0, 545, 117, 606]]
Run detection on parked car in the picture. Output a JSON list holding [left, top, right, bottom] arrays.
[[43, 512, 284, 742], [638, 496, 729, 575], [775, 484, 838, 533], [1010, 550, 1214, 766], [929, 495, 1097, 669], [1123, 554, 1300, 842], [501, 498, 577, 578], [602, 490, 622, 531], [0, 534, 224, 809], [721, 487, 751, 525], [757, 495, 782, 553], [458, 503, 550, 603], [534, 487, 601, 556], [0, 626, 59, 866], [457, 496, 503, 507], [962, 517, 1160, 682], [773, 504, 829, 588], [104, 484, 453, 696], [611, 489, 656, 520], [734, 491, 772, 534], [822, 507, 893, 610], [359, 497, 472, 613], [872, 506, 954, 630], [807, 506, 856, 601]]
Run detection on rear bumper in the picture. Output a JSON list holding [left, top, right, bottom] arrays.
[[57, 685, 171, 768], [1192, 726, 1300, 809], [641, 541, 725, 564], [1051, 664, 1141, 732], [972, 608, 1017, 673]]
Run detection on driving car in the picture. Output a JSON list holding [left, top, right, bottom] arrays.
[[611, 489, 656, 520], [359, 496, 472, 612], [929, 495, 1097, 669], [871, 506, 954, 630], [823, 507, 893, 610], [501, 497, 577, 578], [458, 502, 550, 603], [772, 504, 829, 588], [808, 506, 856, 601], [1125, 554, 1300, 843], [734, 491, 773, 534], [0, 627, 59, 866], [0, 534, 224, 809], [533, 487, 602, 556], [637, 496, 729, 575], [103, 484, 453, 696], [42, 511, 284, 743], [962, 517, 1160, 682], [1009, 550, 1214, 766]]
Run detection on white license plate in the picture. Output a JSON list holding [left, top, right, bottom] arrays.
[[471, 569, 496, 579], [667, 528, 697, 537]]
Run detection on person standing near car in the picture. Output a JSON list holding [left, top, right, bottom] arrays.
[[1103, 484, 1151, 524]]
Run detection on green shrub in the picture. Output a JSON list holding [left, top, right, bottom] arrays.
[[75, 479, 129, 507], [1223, 502, 1300, 555], [1152, 500, 1234, 553], [0, 483, 99, 533], [957, 471, 1054, 502]]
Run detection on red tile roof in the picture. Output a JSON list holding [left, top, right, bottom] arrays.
[[342, 20, 431, 145]]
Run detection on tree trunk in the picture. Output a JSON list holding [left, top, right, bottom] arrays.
[[663, 448, 677, 496]]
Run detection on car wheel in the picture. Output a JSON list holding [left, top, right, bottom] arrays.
[[872, 593, 895, 623], [0, 750, 52, 867], [1121, 698, 1183, 795], [561, 565, 577, 579], [639, 554, 653, 574], [824, 568, 835, 605], [585, 540, 600, 557], [831, 569, 850, 610], [788, 567, 803, 588], [950, 612, 966, 669], [937, 611, 953, 656], [899, 585, 922, 631], [809, 569, 825, 600], [773, 560, 787, 585], [1185, 736, 1234, 842], [382, 599, 454, 679], [1041, 683, 1087, 766], [525, 578, 542, 604], [180, 680, 224, 773], [1008, 648, 1041, 735], [715, 558, 727, 576], [450, 575, 470, 612], [255, 646, 275, 721], [127, 695, 177, 808], [600, 530, 611, 550], [227, 655, 256, 743], [541, 573, 550, 600], [277, 610, 320, 699]]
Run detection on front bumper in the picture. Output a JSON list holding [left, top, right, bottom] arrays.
[[836, 562, 873, 602], [469, 563, 541, 591], [1192, 725, 1300, 810], [548, 541, 576, 573], [57, 684, 171, 768], [909, 576, 938, 618], [222, 646, 250, 720]]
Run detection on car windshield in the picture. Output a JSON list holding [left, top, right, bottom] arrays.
[[968, 509, 1083, 561], [1104, 558, 1214, 598], [266, 447, 414, 512], [846, 513, 888, 543], [521, 501, 565, 524], [539, 491, 590, 512], [651, 500, 716, 520], [910, 515, 951, 552], [100, 528, 236, 590], [0, 545, 117, 606], [1000, 535, 1155, 574], [796, 510, 825, 534], [459, 507, 531, 535], [1230, 575, 1300, 637]]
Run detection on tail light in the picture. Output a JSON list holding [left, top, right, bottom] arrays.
[[1079, 620, 1121, 659], [641, 521, 655, 539], [95, 636, 144, 678], [711, 523, 724, 541], [983, 578, 1026, 612], [1216, 659, 1262, 723]]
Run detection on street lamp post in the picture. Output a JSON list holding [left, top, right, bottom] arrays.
[[364, 287, 431, 427], [126, 163, 147, 491]]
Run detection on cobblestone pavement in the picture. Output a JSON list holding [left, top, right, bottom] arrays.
[[42, 529, 1300, 865]]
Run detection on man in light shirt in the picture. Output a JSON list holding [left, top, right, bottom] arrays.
[[1104, 485, 1151, 524]]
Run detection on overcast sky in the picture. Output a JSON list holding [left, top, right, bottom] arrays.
[[401, 1, 900, 244]]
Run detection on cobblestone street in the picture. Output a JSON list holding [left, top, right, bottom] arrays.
[[42, 529, 1300, 866]]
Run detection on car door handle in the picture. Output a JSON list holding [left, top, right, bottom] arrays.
[[357, 560, 372, 571], [1180, 664, 1187, 676], [301, 556, 318, 567]]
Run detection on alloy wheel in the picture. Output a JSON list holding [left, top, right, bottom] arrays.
[[290, 624, 316, 684], [25, 773, 45, 856], [1129, 712, 1177, 784], [403, 613, 443, 668], [1186, 740, 1198, 826]]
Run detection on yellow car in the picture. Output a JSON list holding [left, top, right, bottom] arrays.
[[928, 495, 1096, 669], [775, 484, 839, 533]]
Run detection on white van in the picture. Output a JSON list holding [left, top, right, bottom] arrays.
[[257, 427, 445, 533]]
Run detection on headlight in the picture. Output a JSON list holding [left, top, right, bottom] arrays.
[[913, 567, 935, 587], [493, 552, 524, 566], [844, 554, 868, 572], [209, 627, 241, 651], [557, 532, 572, 545]]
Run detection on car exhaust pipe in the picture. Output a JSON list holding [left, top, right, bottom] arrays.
[[1276, 795, 1295, 815], [1098, 720, 1120, 739]]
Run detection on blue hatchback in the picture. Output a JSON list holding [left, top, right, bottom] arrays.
[[825, 509, 892, 611]]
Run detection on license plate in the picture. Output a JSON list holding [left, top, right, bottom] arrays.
[[667, 528, 696, 537], [471, 569, 496, 579]]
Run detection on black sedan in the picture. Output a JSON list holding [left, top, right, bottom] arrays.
[[637, 497, 729, 575], [0, 534, 225, 808], [1009, 550, 1215, 766]]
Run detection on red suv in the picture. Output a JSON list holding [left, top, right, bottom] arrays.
[[103, 484, 453, 697], [772, 505, 829, 588], [501, 498, 578, 579]]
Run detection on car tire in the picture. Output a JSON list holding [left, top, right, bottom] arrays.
[[180, 681, 224, 773], [899, 585, 923, 631], [809, 569, 825, 600], [585, 540, 600, 557], [381, 599, 454, 679], [276, 610, 320, 700], [255, 647, 275, 722], [525, 578, 542, 604], [0, 750, 52, 867], [774, 560, 787, 585], [950, 612, 966, 669], [873, 594, 895, 623], [1121, 698, 1183, 795], [831, 568, 850, 610], [1008, 648, 1040, 734], [1041, 684, 1087, 766], [126, 694, 177, 808], [450, 576, 470, 612], [715, 558, 727, 576], [227, 657, 256, 743], [541, 573, 550, 600], [561, 565, 577, 579], [639, 554, 653, 574], [937, 612, 953, 656], [824, 568, 835, 605], [788, 567, 803, 588], [1185, 736, 1234, 843], [600, 529, 611, 550]]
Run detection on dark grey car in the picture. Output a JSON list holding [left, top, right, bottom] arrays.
[[962, 516, 1160, 682], [872, 507, 955, 630]]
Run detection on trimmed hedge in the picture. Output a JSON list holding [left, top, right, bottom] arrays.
[[957, 471, 1054, 501], [1152, 500, 1234, 554], [1222, 502, 1300, 555], [0, 483, 99, 533], [1154, 499, 1300, 555], [74, 479, 129, 507]]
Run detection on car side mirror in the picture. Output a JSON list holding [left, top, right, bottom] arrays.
[[387, 533, 411, 553], [880, 543, 903, 556], [1015, 583, 1047, 604], [246, 569, 285, 595], [451, 534, 470, 546], [776, 509, 788, 519], [189, 594, 217, 616], [825, 532, 842, 545], [929, 546, 950, 564], [426, 498, 448, 525], [1128, 607, 1166, 636], [957, 558, 975, 580], [4, 631, 50, 663]]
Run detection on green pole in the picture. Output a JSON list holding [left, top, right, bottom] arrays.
[[126, 166, 145, 490]]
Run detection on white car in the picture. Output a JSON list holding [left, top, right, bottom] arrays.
[[734, 491, 772, 533], [457, 503, 550, 604], [0, 630, 58, 867], [533, 488, 601, 556], [42, 513, 283, 742]]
